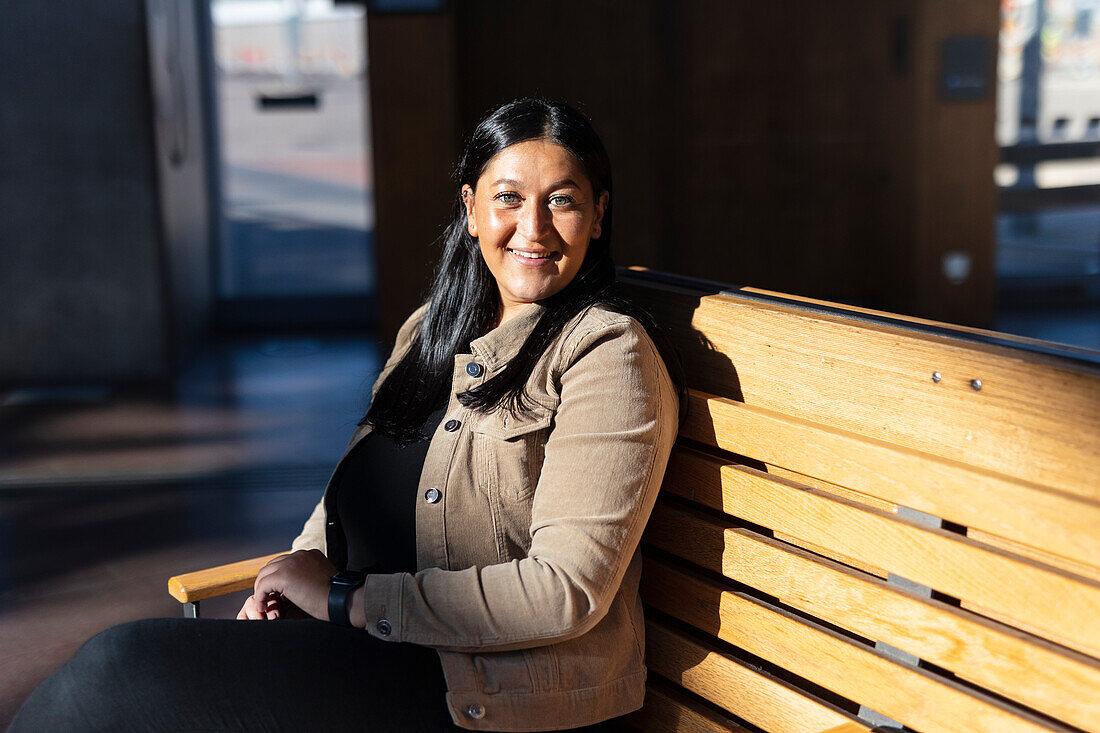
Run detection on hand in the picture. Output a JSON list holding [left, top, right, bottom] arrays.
[[237, 592, 311, 621], [236, 591, 282, 621], [250, 549, 337, 621]]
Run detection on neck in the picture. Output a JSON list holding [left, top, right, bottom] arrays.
[[495, 300, 534, 329]]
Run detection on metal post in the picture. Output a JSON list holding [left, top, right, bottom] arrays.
[[184, 601, 200, 618], [1015, 0, 1046, 235]]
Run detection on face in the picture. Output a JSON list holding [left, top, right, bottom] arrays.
[[463, 139, 608, 324]]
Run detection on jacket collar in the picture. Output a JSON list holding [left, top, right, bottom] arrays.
[[469, 302, 546, 371]]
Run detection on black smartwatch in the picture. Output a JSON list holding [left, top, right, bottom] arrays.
[[328, 570, 366, 627]]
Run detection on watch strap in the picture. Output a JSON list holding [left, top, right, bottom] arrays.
[[328, 571, 365, 627]]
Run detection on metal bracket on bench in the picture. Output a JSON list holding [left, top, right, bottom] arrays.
[[183, 601, 200, 619], [858, 505, 943, 730]]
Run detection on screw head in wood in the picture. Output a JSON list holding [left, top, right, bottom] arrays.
[[932, 372, 942, 383], [971, 379, 982, 391]]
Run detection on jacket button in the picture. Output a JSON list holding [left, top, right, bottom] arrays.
[[464, 703, 485, 720], [424, 487, 442, 504], [444, 419, 460, 432], [466, 362, 482, 377], [376, 619, 391, 636]]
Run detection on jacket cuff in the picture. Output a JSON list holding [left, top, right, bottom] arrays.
[[362, 573, 404, 642]]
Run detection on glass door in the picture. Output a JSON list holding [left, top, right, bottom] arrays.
[[209, 0, 375, 327], [996, 0, 1100, 348]]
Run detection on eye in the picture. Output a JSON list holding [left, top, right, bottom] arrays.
[[549, 194, 576, 207], [493, 192, 521, 205]]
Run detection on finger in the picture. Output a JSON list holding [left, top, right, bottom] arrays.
[[254, 571, 280, 600], [264, 594, 281, 621], [238, 595, 260, 620], [254, 561, 285, 597], [248, 595, 267, 621], [252, 555, 289, 592]]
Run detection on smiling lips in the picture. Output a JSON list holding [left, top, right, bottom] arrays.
[[507, 248, 559, 266]]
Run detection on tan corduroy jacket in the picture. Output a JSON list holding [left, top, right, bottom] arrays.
[[291, 300, 679, 731]]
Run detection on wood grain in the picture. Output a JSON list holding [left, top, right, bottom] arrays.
[[622, 682, 750, 733], [631, 287, 1100, 502], [167, 552, 284, 603], [644, 621, 865, 733], [758, 464, 897, 513], [642, 561, 1071, 733], [765, 465, 895, 576], [662, 445, 1100, 659], [680, 391, 1100, 573], [817, 725, 875, 733], [966, 527, 1100, 584], [644, 502, 1100, 731]]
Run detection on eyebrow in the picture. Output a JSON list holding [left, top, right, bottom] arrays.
[[490, 177, 583, 190]]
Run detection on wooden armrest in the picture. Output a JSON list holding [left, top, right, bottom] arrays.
[[167, 552, 287, 604], [818, 724, 880, 733]]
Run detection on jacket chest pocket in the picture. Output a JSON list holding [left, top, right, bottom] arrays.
[[472, 409, 552, 502]]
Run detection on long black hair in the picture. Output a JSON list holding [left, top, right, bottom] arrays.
[[363, 98, 684, 444]]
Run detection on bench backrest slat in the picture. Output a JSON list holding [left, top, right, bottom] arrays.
[[643, 560, 1069, 733], [624, 283, 1100, 500], [643, 621, 868, 733], [631, 681, 755, 733], [619, 271, 1100, 733], [663, 445, 1100, 658], [645, 501, 1100, 730], [680, 392, 1100, 575]]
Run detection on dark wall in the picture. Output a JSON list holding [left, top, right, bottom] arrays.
[[367, 0, 999, 333], [367, 12, 460, 340], [455, 2, 676, 280], [0, 3, 167, 384]]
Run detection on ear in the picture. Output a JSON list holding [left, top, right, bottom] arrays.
[[462, 185, 478, 238], [593, 190, 609, 238]]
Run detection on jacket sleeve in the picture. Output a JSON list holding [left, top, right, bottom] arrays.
[[289, 303, 429, 554], [358, 317, 679, 652]]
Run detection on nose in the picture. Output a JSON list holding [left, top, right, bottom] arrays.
[[515, 199, 552, 242]]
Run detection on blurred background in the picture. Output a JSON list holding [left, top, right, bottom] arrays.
[[0, 0, 1097, 724]]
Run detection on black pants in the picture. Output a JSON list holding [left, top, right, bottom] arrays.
[[7, 619, 621, 732]]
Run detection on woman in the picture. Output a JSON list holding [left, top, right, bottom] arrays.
[[9, 98, 682, 732]]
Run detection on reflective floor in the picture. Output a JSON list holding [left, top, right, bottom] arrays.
[[0, 333, 380, 726]]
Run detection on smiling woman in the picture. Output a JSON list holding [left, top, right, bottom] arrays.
[[9, 99, 685, 733], [462, 139, 609, 322]]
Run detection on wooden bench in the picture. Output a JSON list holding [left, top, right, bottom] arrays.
[[170, 269, 1100, 733]]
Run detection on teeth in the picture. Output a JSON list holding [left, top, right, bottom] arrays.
[[511, 250, 551, 259]]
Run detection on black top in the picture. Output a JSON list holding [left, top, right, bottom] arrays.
[[327, 406, 447, 573]]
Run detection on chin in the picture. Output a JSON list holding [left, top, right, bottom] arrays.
[[511, 291, 551, 304], [505, 281, 558, 303]]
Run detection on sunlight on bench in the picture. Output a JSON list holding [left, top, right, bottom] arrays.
[[171, 269, 1100, 733]]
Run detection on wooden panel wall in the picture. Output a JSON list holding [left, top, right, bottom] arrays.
[[366, 11, 460, 340], [454, 1, 674, 277], [910, 0, 1000, 325], [366, 1, 999, 335]]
